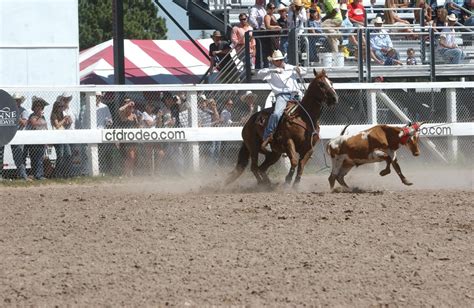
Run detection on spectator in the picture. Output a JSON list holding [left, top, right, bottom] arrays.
[[370, 17, 400, 64], [10, 93, 30, 180], [308, 6, 326, 63], [461, 0, 473, 27], [240, 90, 258, 123], [434, 7, 448, 31], [95, 91, 114, 176], [288, 0, 308, 34], [321, 0, 343, 52], [406, 47, 418, 64], [197, 96, 220, 165], [348, 0, 366, 27], [445, 0, 464, 19], [58, 92, 75, 177], [348, 0, 368, 60], [263, 2, 282, 66], [384, 0, 415, 38], [277, 4, 289, 57], [50, 99, 71, 178], [198, 96, 219, 128], [220, 98, 235, 126], [96, 91, 113, 129], [249, 0, 267, 68], [231, 13, 256, 68], [414, 0, 433, 25], [26, 96, 49, 180], [118, 98, 140, 176], [209, 30, 233, 83], [438, 14, 466, 63], [384, 47, 403, 65]]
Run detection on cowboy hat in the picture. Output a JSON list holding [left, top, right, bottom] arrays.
[[293, 0, 303, 7], [31, 96, 49, 108], [277, 3, 288, 11], [373, 16, 384, 24], [57, 92, 73, 102], [268, 50, 285, 61], [240, 90, 257, 101], [447, 14, 457, 22], [340, 3, 348, 10], [198, 94, 207, 101], [12, 93, 25, 103], [95, 91, 102, 96]]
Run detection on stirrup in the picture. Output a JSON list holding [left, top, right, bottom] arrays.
[[261, 135, 273, 153]]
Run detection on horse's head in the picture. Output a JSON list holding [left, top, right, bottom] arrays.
[[309, 69, 338, 107]]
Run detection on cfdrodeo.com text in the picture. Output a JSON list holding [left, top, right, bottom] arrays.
[[103, 129, 186, 142]]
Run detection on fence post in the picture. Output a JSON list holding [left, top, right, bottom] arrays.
[[84, 91, 99, 176], [446, 88, 458, 161], [367, 89, 378, 124], [288, 28, 297, 65], [189, 91, 200, 171]]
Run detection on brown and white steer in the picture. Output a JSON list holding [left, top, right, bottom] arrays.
[[326, 122, 423, 190]]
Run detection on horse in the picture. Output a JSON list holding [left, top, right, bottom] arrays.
[[225, 69, 339, 186]]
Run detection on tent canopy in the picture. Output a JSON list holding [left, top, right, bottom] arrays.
[[79, 39, 212, 84]]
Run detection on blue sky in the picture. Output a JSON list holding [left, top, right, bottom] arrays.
[[157, 0, 211, 40]]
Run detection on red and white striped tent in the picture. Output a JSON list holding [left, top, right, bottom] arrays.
[[79, 38, 212, 84]]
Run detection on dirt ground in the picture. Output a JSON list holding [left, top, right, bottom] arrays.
[[0, 166, 473, 306]]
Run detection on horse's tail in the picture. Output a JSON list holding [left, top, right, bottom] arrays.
[[225, 143, 250, 185], [340, 124, 350, 136]]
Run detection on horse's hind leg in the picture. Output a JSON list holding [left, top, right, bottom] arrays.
[[258, 152, 282, 184]]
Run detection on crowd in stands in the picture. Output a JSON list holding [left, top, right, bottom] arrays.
[[0, 89, 259, 181], [206, 0, 472, 73]]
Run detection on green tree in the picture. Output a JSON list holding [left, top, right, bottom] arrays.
[[79, 0, 167, 50]]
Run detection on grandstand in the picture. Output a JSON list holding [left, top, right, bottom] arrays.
[[172, 0, 474, 83]]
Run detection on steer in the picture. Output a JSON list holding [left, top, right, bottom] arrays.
[[326, 122, 423, 190]]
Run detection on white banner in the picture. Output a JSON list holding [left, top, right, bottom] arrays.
[[8, 123, 473, 145]]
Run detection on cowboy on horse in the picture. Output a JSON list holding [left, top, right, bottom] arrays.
[[257, 49, 307, 153]]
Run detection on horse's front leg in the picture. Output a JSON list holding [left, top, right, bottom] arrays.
[[285, 139, 298, 184], [293, 149, 313, 187], [391, 158, 413, 185]]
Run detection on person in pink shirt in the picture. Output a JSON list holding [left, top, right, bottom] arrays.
[[231, 13, 256, 67]]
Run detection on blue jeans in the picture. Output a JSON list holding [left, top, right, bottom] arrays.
[[438, 48, 465, 64], [11, 144, 28, 179], [29, 145, 45, 179], [263, 93, 291, 140], [54, 144, 72, 178]]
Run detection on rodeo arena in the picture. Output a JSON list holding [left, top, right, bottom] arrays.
[[1, 0, 473, 306]]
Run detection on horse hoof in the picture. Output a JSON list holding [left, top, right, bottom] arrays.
[[379, 169, 390, 176], [402, 180, 413, 186]]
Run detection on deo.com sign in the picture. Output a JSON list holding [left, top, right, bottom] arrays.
[[0, 90, 19, 146]]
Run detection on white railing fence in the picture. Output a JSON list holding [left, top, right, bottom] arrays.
[[1, 82, 473, 179]]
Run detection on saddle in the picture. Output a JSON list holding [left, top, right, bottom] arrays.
[[255, 100, 300, 129]]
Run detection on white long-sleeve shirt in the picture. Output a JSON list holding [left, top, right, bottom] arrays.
[[257, 64, 307, 97], [249, 5, 266, 29]]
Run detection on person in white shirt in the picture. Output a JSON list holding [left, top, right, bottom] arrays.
[[95, 91, 113, 129], [249, 0, 267, 68], [257, 50, 306, 152], [438, 14, 465, 64], [288, 0, 308, 34]]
